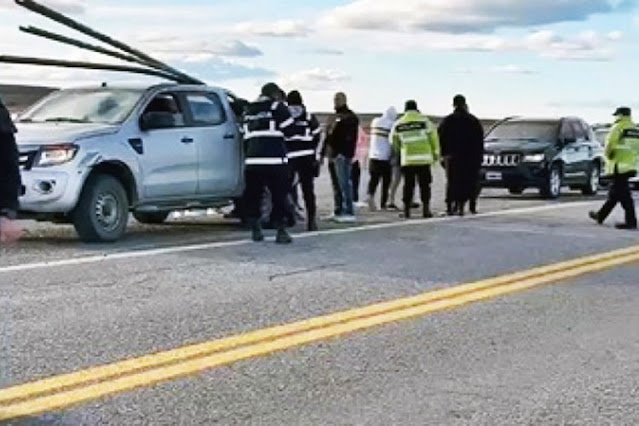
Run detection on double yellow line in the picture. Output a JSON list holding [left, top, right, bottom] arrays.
[[2, 244, 639, 420]]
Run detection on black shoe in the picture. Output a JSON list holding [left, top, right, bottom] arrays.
[[401, 207, 411, 219], [387, 203, 399, 211], [589, 211, 603, 225], [423, 210, 433, 219], [411, 202, 420, 209], [469, 203, 478, 215], [276, 228, 293, 244], [615, 222, 638, 230], [251, 223, 264, 242], [307, 219, 318, 232]]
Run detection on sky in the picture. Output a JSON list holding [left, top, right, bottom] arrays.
[[0, 0, 637, 123]]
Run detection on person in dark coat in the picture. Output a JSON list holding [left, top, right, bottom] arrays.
[[438, 94, 485, 215], [0, 98, 22, 244]]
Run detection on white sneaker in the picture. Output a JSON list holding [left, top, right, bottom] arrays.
[[335, 215, 357, 223], [354, 201, 368, 208]]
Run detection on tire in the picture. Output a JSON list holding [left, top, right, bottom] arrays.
[[581, 163, 601, 196], [72, 174, 129, 243], [540, 163, 562, 199], [508, 187, 524, 195], [133, 211, 170, 225]]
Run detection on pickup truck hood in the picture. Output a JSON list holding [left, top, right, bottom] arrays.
[[484, 139, 552, 153], [15, 122, 119, 147]]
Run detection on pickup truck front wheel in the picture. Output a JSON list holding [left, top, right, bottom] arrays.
[[72, 174, 129, 243]]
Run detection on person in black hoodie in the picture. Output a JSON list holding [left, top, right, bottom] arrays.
[[0, 98, 22, 244], [322, 92, 359, 222], [438, 94, 485, 215]]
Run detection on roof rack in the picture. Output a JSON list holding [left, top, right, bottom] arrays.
[[1, 0, 205, 85]]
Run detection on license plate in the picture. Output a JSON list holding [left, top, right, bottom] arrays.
[[486, 172, 502, 181]]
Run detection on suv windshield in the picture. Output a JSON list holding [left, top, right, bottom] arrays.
[[487, 121, 558, 141], [18, 89, 145, 125]]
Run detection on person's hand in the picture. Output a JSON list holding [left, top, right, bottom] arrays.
[[0, 217, 22, 245]]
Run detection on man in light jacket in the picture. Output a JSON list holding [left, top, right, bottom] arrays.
[[366, 106, 397, 210]]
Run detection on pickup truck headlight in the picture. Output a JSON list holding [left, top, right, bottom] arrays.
[[522, 153, 545, 163], [35, 144, 78, 167]]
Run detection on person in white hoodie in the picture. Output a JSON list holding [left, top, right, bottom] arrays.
[[366, 106, 397, 210]]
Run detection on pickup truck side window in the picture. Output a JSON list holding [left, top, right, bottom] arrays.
[[185, 93, 227, 126], [142, 93, 186, 128]]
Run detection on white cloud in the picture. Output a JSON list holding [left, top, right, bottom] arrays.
[[321, 0, 629, 34], [278, 69, 350, 91], [0, 0, 87, 14], [455, 64, 537, 74], [135, 36, 263, 59], [234, 20, 309, 37]]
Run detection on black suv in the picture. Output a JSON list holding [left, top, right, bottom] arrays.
[[480, 116, 605, 199]]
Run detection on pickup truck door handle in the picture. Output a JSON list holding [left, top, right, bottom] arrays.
[[224, 133, 235, 139], [181, 137, 194, 144]]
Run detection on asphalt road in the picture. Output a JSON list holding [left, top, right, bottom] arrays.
[[1, 168, 638, 425]]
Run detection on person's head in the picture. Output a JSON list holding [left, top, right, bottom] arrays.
[[453, 94, 467, 111], [287, 90, 303, 106], [334, 92, 347, 110], [613, 106, 631, 119], [404, 100, 418, 112], [261, 82, 284, 100], [383, 106, 397, 121]]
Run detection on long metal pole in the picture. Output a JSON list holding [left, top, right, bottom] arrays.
[[0, 55, 184, 82], [20, 26, 158, 69], [14, 0, 204, 85]]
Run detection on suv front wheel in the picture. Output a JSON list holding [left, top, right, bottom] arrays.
[[581, 162, 600, 196], [72, 174, 129, 243], [541, 163, 562, 199]]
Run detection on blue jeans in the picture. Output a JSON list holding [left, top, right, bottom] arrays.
[[333, 155, 354, 216]]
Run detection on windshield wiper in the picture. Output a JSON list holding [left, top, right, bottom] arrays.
[[44, 117, 91, 123]]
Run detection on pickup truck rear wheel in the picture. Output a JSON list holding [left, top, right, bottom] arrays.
[[133, 211, 170, 225], [72, 174, 129, 243]]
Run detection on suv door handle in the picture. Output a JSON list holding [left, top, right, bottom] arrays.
[[224, 133, 235, 139], [181, 137, 194, 144]]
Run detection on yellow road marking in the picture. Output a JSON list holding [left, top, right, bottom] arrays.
[[1, 245, 639, 420]]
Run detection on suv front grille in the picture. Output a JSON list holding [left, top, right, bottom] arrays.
[[19, 151, 37, 171], [483, 153, 521, 167]]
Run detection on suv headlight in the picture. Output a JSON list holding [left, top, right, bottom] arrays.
[[522, 153, 545, 163], [35, 144, 78, 167]]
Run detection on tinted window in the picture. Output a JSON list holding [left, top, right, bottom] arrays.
[[486, 121, 558, 141], [185, 93, 226, 126], [570, 120, 586, 140], [560, 120, 575, 141], [142, 93, 185, 128]]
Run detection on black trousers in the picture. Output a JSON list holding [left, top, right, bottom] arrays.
[[289, 156, 317, 221], [402, 165, 432, 208], [368, 159, 392, 208], [245, 165, 290, 227], [598, 172, 637, 225]]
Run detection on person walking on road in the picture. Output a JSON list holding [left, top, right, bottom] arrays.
[[589, 107, 639, 230], [391, 100, 440, 219], [366, 106, 397, 211], [323, 92, 359, 223], [0, 98, 22, 244], [284, 90, 322, 231], [438, 94, 485, 215], [242, 82, 296, 243]]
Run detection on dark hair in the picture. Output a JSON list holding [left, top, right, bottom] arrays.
[[404, 100, 418, 111], [453, 94, 466, 108], [261, 82, 282, 98], [287, 90, 303, 106]]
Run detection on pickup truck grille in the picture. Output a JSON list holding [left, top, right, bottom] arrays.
[[483, 153, 521, 167], [19, 151, 37, 171]]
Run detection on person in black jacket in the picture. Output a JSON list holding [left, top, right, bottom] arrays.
[[242, 82, 296, 243], [438, 95, 485, 215], [322, 92, 359, 222], [285, 90, 322, 231], [0, 98, 22, 244]]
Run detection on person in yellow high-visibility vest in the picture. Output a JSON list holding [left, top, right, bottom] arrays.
[[589, 107, 639, 230], [390, 100, 440, 219]]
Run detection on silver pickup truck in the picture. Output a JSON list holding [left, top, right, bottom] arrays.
[[15, 83, 246, 242]]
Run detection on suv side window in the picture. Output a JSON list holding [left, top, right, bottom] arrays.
[[185, 93, 226, 126], [571, 120, 586, 141], [560, 120, 575, 143], [141, 93, 186, 128]]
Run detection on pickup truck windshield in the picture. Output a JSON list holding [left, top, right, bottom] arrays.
[[486, 121, 558, 142], [19, 89, 144, 125]]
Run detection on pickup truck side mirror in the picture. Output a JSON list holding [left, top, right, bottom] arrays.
[[140, 112, 176, 131]]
